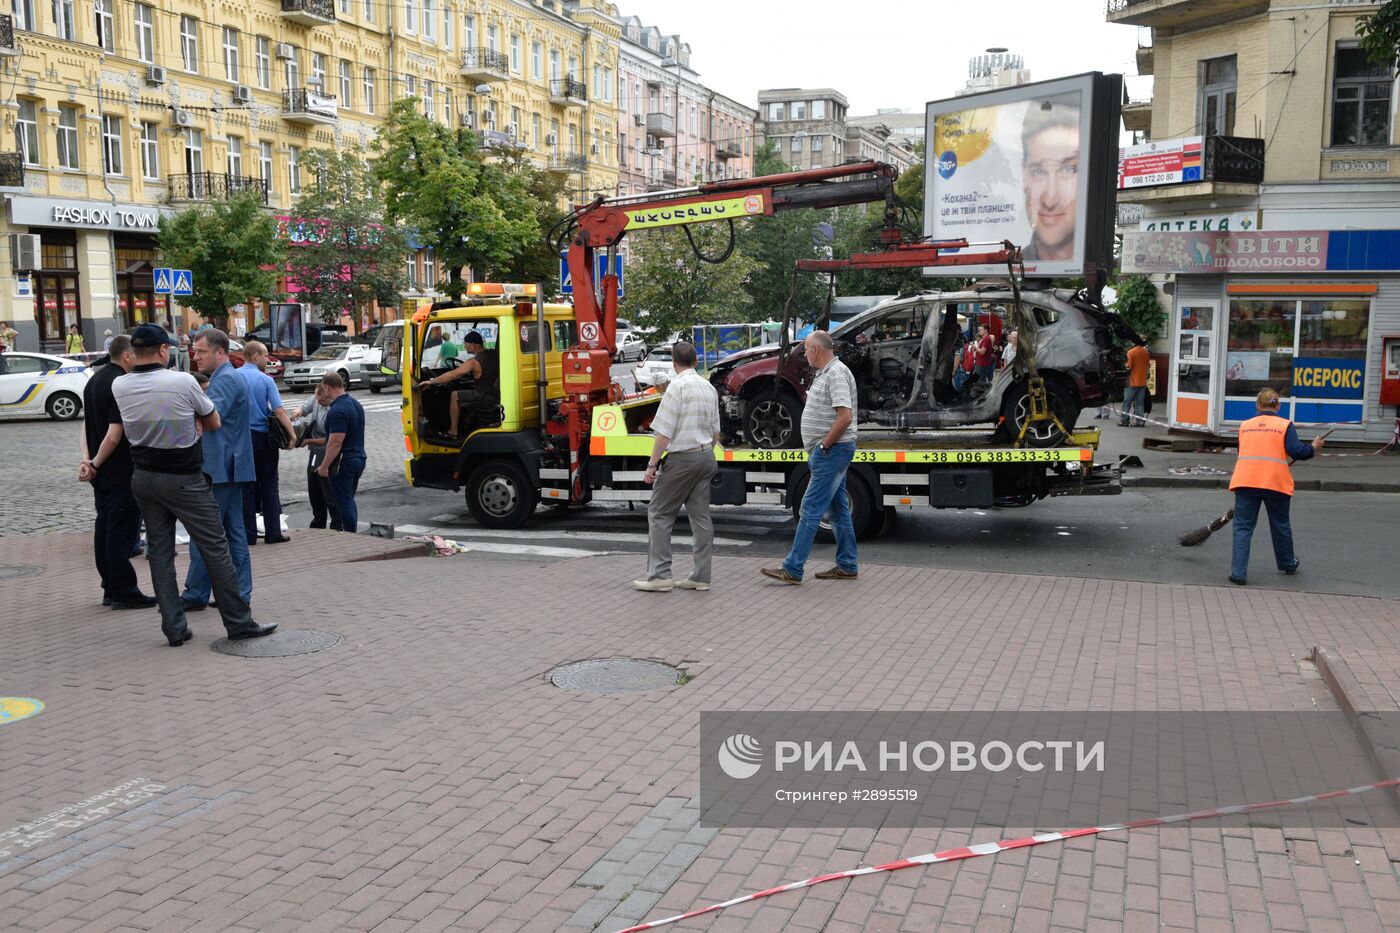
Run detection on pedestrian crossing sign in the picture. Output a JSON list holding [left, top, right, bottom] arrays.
[[153, 267, 172, 294], [559, 253, 624, 298], [172, 269, 193, 296]]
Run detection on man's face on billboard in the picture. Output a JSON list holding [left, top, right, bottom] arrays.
[[1023, 123, 1079, 259]]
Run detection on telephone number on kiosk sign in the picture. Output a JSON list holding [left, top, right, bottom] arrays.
[[733, 449, 1083, 464]]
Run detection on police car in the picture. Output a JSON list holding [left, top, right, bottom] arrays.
[[0, 352, 92, 420]]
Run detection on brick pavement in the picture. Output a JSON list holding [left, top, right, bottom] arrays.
[[3, 534, 1400, 931]]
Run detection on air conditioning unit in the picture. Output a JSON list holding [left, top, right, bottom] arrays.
[[172, 109, 194, 127], [632, 113, 644, 126], [458, 112, 473, 127], [545, 132, 557, 145], [276, 42, 295, 60], [10, 233, 40, 271], [145, 65, 166, 86], [232, 85, 252, 104]]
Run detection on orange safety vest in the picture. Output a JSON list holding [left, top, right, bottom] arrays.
[[1229, 414, 1294, 495]]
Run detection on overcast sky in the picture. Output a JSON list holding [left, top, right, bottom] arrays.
[[614, 0, 1148, 115]]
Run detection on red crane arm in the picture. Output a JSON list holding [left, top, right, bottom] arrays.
[[796, 240, 1022, 273]]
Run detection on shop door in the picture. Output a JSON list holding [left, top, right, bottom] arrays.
[[1171, 301, 1220, 428], [35, 273, 81, 349]]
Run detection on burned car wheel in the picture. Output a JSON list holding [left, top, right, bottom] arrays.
[[744, 390, 801, 449], [1002, 380, 1081, 448]]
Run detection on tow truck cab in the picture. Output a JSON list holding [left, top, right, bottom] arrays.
[[389, 287, 578, 526]]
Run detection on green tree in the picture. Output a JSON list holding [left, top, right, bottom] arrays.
[[1358, 1, 1400, 69], [1110, 275, 1165, 340], [625, 224, 759, 344], [157, 191, 284, 329], [283, 149, 408, 324], [731, 140, 829, 324], [373, 99, 539, 299]]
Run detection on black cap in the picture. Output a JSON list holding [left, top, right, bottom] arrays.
[[463, 331, 485, 346], [130, 323, 177, 348]]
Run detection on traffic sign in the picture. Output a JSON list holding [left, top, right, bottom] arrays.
[[559, 254, 572, 294], [153, 267, 173, 294], [172, 269, 193, 296], [559, 253, 624, 298]]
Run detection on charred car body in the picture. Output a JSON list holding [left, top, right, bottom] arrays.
[[709, 287, 1132, 448]]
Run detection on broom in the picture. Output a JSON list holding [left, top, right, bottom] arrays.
[[1178, 428, 1334, 547]]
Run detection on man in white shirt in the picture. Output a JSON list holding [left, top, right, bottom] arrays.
[[634, 341, 721, 593]]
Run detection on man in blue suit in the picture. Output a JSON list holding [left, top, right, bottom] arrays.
[[181, 329, 255, 610]]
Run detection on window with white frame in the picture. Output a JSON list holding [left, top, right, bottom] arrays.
[[363, 0, 372, 23], [101, 114, 122, 175], [226, 135, 243, 176], [767, 102, 784, 121], [94, 0, 113, 51], [339, 0, 349, 14], [140, 121, 159, 179], [223, 28, 239, 83], [811, 100, 826, 120], [403, 73, 415, 98], [15, 99, 39, 166], [422, 0, 435, 40], [259, 140, 273, 192], [283, 51, 300, 91], [423, 80, 435, 120], [510, 105, 521, 138], [1331, 44, 1392, 146], [134, 3, 154, 62], [443, 4, 451, 47], [567, 54, 576, 80], [180, 15, 198, 72], [593, 64, 600, 99], [443, 89, 452, 124], [363, 67, 376, 113], [511, 34, 521, 73], [532, 41, 541, 78], [423, 249, 435, 287], [604, 67, 612, 102], [184, 128, 203, 174], [487, 24, 497, 52], [52, 0, 73, 40], [811, 135, 824, 152], [339, 61, 352, 108], [312, 52, 327, 90], [464, 13, 474, 48], [549, 49, 559, 80], [255, 36, 270, 89], [531, 112, 541, 147], [12, 0, 33, 31], [55, 106, 79, 169], [791, 135, 802, 154], [404, 0, 415, 34], [288, 145, 302, 194]]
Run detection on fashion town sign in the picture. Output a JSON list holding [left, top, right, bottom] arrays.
[[7, 196, 171, 232]]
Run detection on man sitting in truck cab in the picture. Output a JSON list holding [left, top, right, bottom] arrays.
[[416, 331, 500, 438]]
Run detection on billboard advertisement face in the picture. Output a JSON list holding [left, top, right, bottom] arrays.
[[924, 73, 1120, 279]]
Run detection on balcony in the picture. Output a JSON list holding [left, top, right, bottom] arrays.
[[549, 77, 586, 108], [547, 152, 588, 174], [0, 14, 17, 56], [1105, 0, 1264, 30], [282, 88, 338, 125], [479, 129, 518, 150], [1117, 135, 1264, 205], [645, 112, 675, 138], [0, 152, 23, 189], [714, 139, 742, 160], [646, 170, 678, 191], [1135, 45, 1153, 76], [460, 47, 509, 82], [169, 173, 269, 205], [279, 0, 335, 26], [1121, 99, 1152, 133]]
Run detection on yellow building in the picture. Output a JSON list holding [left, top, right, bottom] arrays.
[[0, 0, 619, 351]]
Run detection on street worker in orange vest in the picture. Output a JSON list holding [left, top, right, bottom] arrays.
[[1228, 387, 1324, 585]]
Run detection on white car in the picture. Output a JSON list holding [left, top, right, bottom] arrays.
[[632, 345, 675, 388], [0, 351, 92, 420], [283, 343, 370, 391], [613, 320, 647, 362]]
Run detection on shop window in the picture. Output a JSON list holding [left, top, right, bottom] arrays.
[[1198, 55, 1236, 136], [1331, 45, 1392, 147], [1225, 300, 1296, 401]]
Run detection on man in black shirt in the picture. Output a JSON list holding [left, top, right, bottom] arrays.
[[417, 331, 500, 438], [78, 336, 155, 610]]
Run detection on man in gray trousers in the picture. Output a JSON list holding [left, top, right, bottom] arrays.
[[633, 341, 720, 592], [110, 324, 277, 647]]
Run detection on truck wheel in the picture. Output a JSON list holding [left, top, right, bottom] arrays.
[[464, 459, 538, 529], [745, 389, 801, 449], [1002, 381, 1081, 448], [789, 471, 879, 541]]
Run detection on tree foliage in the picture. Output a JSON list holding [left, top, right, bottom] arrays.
[[1110, 275, 1165, 341], [1358, 1, 1400, 70], [625, 224, 759, 344], [373, 99, 539, 299], [157, 192, 284, 328], [283, 149, 408, 324]]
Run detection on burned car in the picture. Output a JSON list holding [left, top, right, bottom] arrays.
[[709, 287, 1131, 448]]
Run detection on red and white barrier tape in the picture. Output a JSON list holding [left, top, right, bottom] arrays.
[[613, 777, 1400, 933]]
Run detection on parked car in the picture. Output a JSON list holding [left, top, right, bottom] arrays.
[[632, 345, 674, 388], [613, 319, 646, 362], [707, 287, 1130, 449], [283, 343, 371, 391], [227, 338, 284, 379], [0, 351, 92, 420]]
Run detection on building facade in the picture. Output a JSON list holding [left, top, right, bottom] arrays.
[[613, 15, 755, 196], [0, 0, 620, 352], [758, 87, 916, 176], [1109, 0, 1400, 444]]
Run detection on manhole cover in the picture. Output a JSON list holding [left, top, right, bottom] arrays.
[[211, 629, 343, 658], [0, 565, 43, 581], [549, 658, 684, 693]]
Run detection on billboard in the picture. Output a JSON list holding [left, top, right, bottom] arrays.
[[1117, 137, 1203, 189], [924, 72, 1121, 278], [268, 302, 306, 355]]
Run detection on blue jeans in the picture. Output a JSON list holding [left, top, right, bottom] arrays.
[[182, 481, 253, 604], [330, 457, 366, 533], [975, 364, 995, 385], [783, 442, 858, 580], [1120, 386, 1147, 425], [1230, 488, 1297, 582]]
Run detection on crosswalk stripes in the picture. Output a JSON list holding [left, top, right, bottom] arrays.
[[359, 399, 405, 414]]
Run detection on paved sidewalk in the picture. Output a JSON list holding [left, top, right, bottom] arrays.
[[4, 535, 1400, 932]]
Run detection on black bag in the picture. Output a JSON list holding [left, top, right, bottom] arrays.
[[267, 414, 292, 449]]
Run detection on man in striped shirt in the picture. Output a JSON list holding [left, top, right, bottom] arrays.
[[634, 341, 721, 592]]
